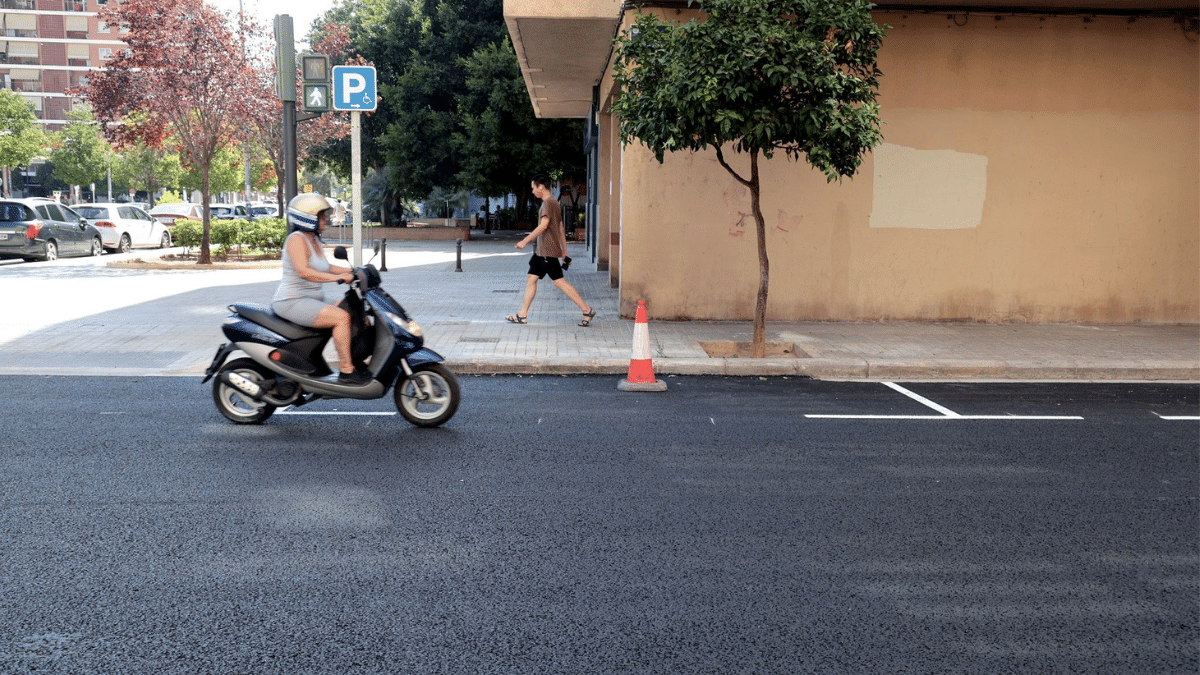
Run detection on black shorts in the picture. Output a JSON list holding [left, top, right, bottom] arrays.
[[527, 254, 564, 281]]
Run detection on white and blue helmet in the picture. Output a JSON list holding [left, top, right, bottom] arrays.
[[287, 193, 340, 233]]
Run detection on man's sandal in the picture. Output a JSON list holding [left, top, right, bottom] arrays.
[[505, 314, 527, 324], [578, 308, 596, 327]]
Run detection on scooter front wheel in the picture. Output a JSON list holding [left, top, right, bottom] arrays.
[[394, 363, 460, 428], [213, 358, 277, 424]]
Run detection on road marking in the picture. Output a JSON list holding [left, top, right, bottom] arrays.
[[883, 381, 961, 417], [278, 407, 394, 416], [1153, 412, 1200, 421], [806, 382, 1084, 420]]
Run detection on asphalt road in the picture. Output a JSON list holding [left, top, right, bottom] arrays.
[[1, 376, 1196, 674]]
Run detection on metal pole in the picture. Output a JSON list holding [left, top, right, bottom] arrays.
[[379, 238, 387, 272], [283, 101, 297, 206], [239, 0, 252, 214], [455, 239, 462, 273], [275, 15, 298, 218], [351, 110, 362, 266]]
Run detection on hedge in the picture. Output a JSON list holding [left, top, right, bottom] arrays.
[[172, 218, 287, 257]]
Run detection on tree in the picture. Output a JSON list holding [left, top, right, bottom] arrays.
[[84, 0, 272, 264], [48, 106, 112, 192], [454, 38, 584, 209], [182, 145, 244, 198], [113, 141, 185, 206], [0, 89, 47, 198], [612, 0, 886, 356]]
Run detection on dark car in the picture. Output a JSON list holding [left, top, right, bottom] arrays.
[[0, 198, 104, 262]]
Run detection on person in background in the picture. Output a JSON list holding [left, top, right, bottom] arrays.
[[506, 174, 595, 327]]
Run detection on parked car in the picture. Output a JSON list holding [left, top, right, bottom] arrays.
[[209, 204, 250, 220], [148, 202, 205, 226], [0, 198, 104, 262], [250, 203, 279, 218], [73, 203, 173, 253]]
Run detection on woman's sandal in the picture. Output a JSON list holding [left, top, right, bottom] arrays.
[[505, 314, 527, 324], [577, 308, 596, 327]]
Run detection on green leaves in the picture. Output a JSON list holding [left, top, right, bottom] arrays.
[[613, 0, 886, 179], [0, 90, 46, 170]]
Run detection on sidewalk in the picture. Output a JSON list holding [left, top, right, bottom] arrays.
[[0, 234, 1195, 381]]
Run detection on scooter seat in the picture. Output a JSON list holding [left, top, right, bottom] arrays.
[[231, 303, 327, 341]]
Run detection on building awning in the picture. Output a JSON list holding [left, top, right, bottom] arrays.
[[504, 0, 623, 118], [505, 0, 1195, 119], [5, 41, 39, 57], [4, 13, 37, 30]]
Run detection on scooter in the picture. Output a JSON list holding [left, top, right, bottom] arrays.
[[202, 245, 460, 427]]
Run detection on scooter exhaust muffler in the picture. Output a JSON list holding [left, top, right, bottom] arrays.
[[220, 370, 263, 399]]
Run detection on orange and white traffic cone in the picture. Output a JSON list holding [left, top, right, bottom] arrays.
[[618, 300, 667, 392]]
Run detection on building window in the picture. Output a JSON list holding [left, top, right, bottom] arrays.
[[98, 47, 112, 60], [65, 0, 86, 11]]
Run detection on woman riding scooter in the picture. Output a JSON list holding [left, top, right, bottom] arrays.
[[271, 193, 369, 385]]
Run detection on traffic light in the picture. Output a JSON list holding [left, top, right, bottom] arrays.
[[300, 53, 331, 113]]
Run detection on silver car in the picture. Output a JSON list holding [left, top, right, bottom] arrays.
[[73, 203, 173, 253], [148, 202, 205, 227]]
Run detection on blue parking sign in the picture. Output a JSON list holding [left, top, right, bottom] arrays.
[[333, 66, 377, 111]]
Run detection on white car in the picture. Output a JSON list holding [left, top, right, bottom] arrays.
[[209, 204, 250, 220], [250, 203, 279, 218], [73, 203, 173, 253]]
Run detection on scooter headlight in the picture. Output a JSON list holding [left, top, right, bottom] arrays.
[[384, 311, 422, 337]]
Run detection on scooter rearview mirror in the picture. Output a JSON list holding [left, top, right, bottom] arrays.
[[333, 246, 348, 260]]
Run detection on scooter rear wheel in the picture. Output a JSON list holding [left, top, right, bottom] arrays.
[[213, 358, 277, 424], [394, 363, 460, 427]]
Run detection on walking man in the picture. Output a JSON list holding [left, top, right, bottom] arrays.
[[506, 174, 596, 327]]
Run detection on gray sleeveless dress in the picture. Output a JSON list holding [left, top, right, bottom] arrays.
[[271, 231, 332, 326]]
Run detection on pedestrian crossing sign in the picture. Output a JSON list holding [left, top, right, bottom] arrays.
[[303, 84, 330, 112]]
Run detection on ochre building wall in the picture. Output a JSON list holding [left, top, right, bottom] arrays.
[[603, 10, 1199, 323]]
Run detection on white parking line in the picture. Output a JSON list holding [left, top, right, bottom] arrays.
[[278, 407, 395, 416], [806, 382, 1085, 420], [883, 381, 962, 417], [1153, 412, 1200, 421]]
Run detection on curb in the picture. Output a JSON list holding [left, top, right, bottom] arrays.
[[444, 357, 1200, 381]]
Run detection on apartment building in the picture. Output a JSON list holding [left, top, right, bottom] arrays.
[[1, 0, 125, 129]]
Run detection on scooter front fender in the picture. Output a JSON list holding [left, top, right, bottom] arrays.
[[404, 348, 444, 370]]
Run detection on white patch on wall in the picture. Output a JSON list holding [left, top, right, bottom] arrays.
[[870, 143, 988, 229]]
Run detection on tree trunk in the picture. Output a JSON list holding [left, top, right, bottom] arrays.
[[198, 166, 212, 265], [748, 148, 767, 358], [715, 145, 769, 358]]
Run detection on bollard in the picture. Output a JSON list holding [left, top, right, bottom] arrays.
[[455, 239, 463, 273], [379, 238, 388, 272]]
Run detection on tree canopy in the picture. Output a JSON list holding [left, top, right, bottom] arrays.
[[48, 106, 111, 189], [84, 0, 272, 263], [0, 89, 47, 195], [315, 0, 582, 216], [613, 0, 886, 355]]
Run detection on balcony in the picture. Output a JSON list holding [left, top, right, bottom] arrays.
[[8, 78, 40, 92]]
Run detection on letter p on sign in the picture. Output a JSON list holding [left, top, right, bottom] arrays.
[[332, 66, 377, 111]]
